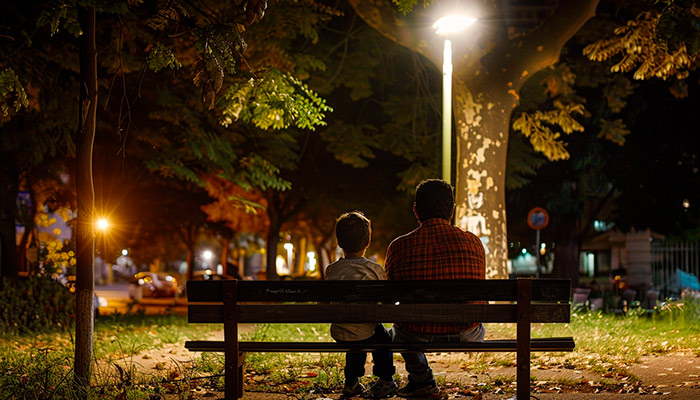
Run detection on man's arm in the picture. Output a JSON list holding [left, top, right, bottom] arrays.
[[384, 243, 395, 280]]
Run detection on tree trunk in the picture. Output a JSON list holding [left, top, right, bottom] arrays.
[[220, 235, 230, 276], [0, 156, 20, 278], [16, 226, 30, 274], [264, 192, 282, 280], [185, 246, 194, 280], [265, 223, 280, 280], [183, 224, 197, 281], [553, 219, 580, 288], [74, 6, 97, 395], [452, 80, 513, 278]]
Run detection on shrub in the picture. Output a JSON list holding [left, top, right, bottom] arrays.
[[0, 275, 74, 333]]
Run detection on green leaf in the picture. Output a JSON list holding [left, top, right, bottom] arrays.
[[220, 69, 331, 131], [147, 42, 182, 73], [0, 68, 29, 120]]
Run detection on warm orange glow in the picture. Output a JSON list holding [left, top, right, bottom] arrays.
[[96, 218, 109, 231]]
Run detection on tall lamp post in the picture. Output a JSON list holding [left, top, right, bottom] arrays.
[[433, 15, 477, 184]]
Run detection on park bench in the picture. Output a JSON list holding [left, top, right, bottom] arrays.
[[185, 278, 574, 400]]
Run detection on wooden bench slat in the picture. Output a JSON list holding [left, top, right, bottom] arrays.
[[188, 303, 570, 324], [186, 279, 571, 303], [185, 337, 575, 353]]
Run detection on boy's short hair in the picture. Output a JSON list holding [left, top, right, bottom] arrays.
[[335, 211, 371, 254], [414, 179, 455, 222]]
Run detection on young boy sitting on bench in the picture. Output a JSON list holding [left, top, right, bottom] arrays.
[[325, 211, 397, 399]]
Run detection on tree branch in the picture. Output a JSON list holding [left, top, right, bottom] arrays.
[[347, 0, 438, 65], [514, 0, 600, 75]]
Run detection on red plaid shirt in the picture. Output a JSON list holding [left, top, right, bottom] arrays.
[[385, 218, 486, 334]]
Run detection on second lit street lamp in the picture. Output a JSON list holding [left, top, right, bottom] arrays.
[[433, 15, 477, 184]]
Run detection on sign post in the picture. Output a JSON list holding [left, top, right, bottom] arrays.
[[527, 207, 549, 278]]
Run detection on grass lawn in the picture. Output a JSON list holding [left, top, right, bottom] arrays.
[[0, 299, 698, 399]]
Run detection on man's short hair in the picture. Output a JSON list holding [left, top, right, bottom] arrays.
[[335, 211, 371, 253], [414, 179, 455, 222]]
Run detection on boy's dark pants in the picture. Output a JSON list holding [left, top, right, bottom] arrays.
[[336, 323, 395, 385]]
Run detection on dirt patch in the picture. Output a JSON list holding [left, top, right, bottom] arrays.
[[125, 329, 700, 399]]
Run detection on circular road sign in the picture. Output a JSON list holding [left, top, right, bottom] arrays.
[[527, 207, 549, 230]]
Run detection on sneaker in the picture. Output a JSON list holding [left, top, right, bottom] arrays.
[[397, 381, 445, 399], [362, 378, 398, 398], [342, 381, 365, 398]]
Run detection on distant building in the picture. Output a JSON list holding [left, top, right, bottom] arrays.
[[580, 228, 664, 289]]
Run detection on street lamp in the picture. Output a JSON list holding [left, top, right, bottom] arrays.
[[95, 218, 109, 257], [96, 217, 110, 284], [202, 249, 213, 270], [433, 15, 477, 184]]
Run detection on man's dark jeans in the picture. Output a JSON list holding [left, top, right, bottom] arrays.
[[390, 324, 486, 386], [336, 323, 395, 385]]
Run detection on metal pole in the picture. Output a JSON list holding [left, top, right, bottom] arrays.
[[442, 38, 452, 184], [535, 229, 541, 278]]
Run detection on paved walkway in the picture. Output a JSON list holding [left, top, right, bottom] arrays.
[[162, 349, 699, 400], [122, 324, 698, 400]]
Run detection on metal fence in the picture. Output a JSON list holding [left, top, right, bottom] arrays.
[[651, 241, 700, 299]]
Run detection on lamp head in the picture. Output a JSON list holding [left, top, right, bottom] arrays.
[[433, 15, 477, 35]]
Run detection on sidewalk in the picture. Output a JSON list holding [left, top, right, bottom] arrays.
[[174, 352, 699, 400]]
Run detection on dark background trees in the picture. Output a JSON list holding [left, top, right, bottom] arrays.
[[1, 0, 698, 286]]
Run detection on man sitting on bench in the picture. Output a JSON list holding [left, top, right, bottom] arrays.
[[385, 179, 486, 399]]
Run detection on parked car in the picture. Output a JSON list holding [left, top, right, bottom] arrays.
[[129, 272, 181, 299], [194, 269, 232, 281]]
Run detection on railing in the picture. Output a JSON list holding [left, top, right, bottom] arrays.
[[651, 241, 700, 299]]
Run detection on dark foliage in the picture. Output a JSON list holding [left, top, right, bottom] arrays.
[[0, 275, 74, 333]]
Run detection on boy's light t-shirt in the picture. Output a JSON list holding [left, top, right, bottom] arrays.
[[325, 257, 386, 341]]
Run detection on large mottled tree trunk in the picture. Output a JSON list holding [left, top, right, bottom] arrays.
[[75, 6, 97, 395], [348, 0, 599, 279], [452, 80, 514, 277]]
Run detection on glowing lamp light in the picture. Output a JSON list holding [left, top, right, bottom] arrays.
[[283, 243, 294, 273], [121, 249, 129, 256], [432, 15, 477, 35], [202, 250, 213, 261], [96, 218, 109, 231], [307, 251, 317, 271]]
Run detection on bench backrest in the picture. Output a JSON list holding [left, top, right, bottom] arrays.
[[187, 279, 571, 325]]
